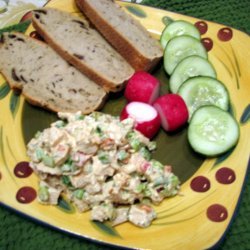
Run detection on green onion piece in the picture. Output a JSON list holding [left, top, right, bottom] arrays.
[[38, 186, 49, 201], [117, 150, 129, 161], [61, 175, 72, 186], [98, 151, 111, 164], [35, 148, 44, 161], [95, 125, 103, 136], [139, 147, 151, 161], [42, 155, 55, 168], [61, 157, 74, 172], [73, 189, 85, 200]]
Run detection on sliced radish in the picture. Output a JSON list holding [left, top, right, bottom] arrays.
[[124, 71, 160, 104], [153, 94, 189, 132], [120, 102, 161, 139]]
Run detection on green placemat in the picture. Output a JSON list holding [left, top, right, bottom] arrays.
[[0, 0, 250, 249]]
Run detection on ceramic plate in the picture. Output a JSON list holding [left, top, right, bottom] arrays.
[[0, 0, 249, 249]]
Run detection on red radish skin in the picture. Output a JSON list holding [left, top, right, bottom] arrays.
[[153, 94, 189, 132], [120, 102, 161, 139], [125, 72, 160, 104]]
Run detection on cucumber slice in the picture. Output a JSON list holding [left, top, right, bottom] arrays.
[[188, 106, 239, 156], [169, 55, 216, 93], [178, 76, 229, 119], [160, 20, 201, 49], [164, 35, 207, 75]]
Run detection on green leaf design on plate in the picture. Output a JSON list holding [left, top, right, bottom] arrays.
[[57, 196, 75, 214], [162, 16, 174, 26], [0, 20, 31, 35], [240, 104, 250, 124], [0, 82, 10, 100], [212, 147, 235, 169], [91, 221, 121, 238], [125, 6, 147, 18], [9, 91, 20, 119]]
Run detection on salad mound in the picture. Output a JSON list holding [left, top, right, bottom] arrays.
[[27, 112, 180, 228]]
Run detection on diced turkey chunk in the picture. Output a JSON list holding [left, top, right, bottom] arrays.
[[91, 202, 116, 222], [111, 207, 129, 226], [128, 204, 157, 228]]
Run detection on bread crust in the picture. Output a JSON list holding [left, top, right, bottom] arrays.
[[76, 0, 162, 72], [32, 15, 131, 93]]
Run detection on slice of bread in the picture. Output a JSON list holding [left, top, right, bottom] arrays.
[[0, 32, 107, 114], [32, 8, 135, 92], [76, 0, 163, 72]]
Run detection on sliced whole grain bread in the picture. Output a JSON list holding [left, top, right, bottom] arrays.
[[76, 0, 163, 72], [0, 32, 107, 113], [32, 8, 135, 92]]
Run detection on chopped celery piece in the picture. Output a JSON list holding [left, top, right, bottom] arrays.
[[98, 151, 111, 164], [139, 147, 151, 161], [75, 113, 85, 120], [170, 175, 180, 187], [148, 141, 157, 151], [34, 131, 41, 139], [61, 175, 72, 186], [61, 157, 74, 172], [130, 138, 141, 151], [38, 186, 49, 201], [42, 155, 55, 168], [61, 163, 71, 172], [73, 189, 85, 200], [54, 120, 65, 128], [150, 159, 164, 169], [35, 148, 44, 161], [95, 125, 103, 136], [126, 131, 136, 140], [136, 183, 147, 193], [90, 112, 102, 120], [117, 150, 129, 161]]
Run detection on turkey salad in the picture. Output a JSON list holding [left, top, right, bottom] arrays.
[[27, 111, 180, 228]]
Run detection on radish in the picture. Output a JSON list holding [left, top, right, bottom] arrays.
[[124, 72, 160, 104], [153, 94, 189, 132], [120, 102, 161, 139]]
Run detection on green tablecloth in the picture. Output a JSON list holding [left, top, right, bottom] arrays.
[[0, 0, 249, 249]]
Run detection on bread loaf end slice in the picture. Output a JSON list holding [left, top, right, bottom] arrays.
[[76, 0, 163, 72], [0, 32, 107, 113], [32, 8, 135, 92]]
